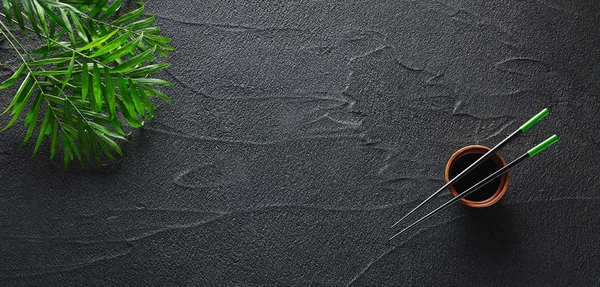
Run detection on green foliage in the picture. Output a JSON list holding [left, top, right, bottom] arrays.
[[0, 0, 173, 167]]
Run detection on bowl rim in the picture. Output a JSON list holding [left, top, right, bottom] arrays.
[[444, 145, 509, 208]]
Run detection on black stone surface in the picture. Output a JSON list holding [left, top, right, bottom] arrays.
[[1, 0, 599, 286]]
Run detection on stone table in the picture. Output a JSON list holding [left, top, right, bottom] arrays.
[[1, 0, 599, 286]]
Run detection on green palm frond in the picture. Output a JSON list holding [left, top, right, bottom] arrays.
[[0, 0, 173, 167]]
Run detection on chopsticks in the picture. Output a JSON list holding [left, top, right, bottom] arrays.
[[389, 109, 558, 240], [389, 135, 558, 240]]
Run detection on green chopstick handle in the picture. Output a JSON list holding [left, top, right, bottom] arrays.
[[528, 135, 559, 157], [520, 108, 550, 132]]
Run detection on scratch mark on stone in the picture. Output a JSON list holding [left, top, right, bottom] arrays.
[[347, 45, 389, 63], [394, 58, 426, 72], [495, 57, 551, 75], [1, 246, 132, 278], [415, 0, 520, 47], [155, 15, 307, 34], [479, 119, 515, 141], [345, 246, 394, 286], [307, 113, 363, 128], [145, 121, 365, 145], [174, 164, 224, 189], [453, 99, 462, 113], [531, 0, 580, 17], [165, 69, 349, 103]]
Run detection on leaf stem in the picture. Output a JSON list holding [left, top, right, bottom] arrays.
[[0, 18, 113, 160], [0, 18, 69, 146], [0, 11, 135, 84]]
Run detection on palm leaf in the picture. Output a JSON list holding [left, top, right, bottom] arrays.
[[0, 0, 173, 167]]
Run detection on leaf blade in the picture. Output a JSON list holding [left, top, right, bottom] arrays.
[[0, 63, 26, 89], [92, 62, 102, 111]]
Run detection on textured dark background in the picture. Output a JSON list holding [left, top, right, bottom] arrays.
[[1, 0, 599, 286]]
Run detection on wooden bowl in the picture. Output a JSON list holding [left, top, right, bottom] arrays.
[[444, 145, 509, 208]]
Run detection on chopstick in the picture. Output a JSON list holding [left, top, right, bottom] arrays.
[[389, 135, 559, 241], [390, 108, 550, 228]]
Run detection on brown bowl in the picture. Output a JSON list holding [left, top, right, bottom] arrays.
[[444, 145, 509, 208]]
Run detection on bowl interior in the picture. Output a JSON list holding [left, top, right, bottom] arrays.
[[445, 146, 509, 207]]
